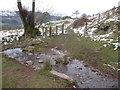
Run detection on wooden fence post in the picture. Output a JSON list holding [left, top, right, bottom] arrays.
[[56, 26, 58, 35], [84, 22, 88, 36], [49, 27, 52, 36], [85, 22, 88, 31], [98, 13, 101, 24], [42, 26, 44, 36], [62, 24, 64, 34], [45, 27, 47, 36]]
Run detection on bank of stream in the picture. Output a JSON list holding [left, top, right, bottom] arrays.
[[3, 48, 118, 88]]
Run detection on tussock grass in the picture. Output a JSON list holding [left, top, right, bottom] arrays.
[[43, 31, 118, 77], [2, 29, 118, 77], [2, 55, 71, 88]]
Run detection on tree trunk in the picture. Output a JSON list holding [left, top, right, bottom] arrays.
[[17, 0, 39, 38]]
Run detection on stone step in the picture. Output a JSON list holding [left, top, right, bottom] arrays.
[[50, 70, 74, 82]]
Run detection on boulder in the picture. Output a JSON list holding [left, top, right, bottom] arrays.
[[26, 60, 33, 65]]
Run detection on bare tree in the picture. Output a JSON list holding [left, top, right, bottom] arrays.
[[17, 0, 39, 38], [35, 11, 51, 25], [81, 13, 87, 18]]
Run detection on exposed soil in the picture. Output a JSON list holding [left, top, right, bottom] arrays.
[[3, 48, 118, 88], [2, 54, 72, 88]]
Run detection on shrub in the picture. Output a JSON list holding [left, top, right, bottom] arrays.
[[55, 58, 63, 64], [42, 61, 52, 71]]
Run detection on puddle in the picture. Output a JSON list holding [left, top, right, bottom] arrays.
[[3, 48, 118, 88], [53, 60, 118, 88], [3, 48, 60, 69], [3, 48, 23, 60]]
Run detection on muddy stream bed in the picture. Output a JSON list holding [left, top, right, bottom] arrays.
[[2, 48, 118, 88]]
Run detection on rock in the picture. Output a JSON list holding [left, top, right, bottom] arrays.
[[35, 54, 38, 55], [53, 53, 57, 55], [28, 53, 33, 55], [73, 85, 76, 88], [26, 60, 33, 65], [32, 65, 36, 68], [64, 50, 67, 53], [36, 57, 40, 59], [77, 74, 80, 77], [34, 66, 40, 70], [38, 60, 44, 63], [112, 85, 116, 88], [54, 46, 58, 49], [25, 64, 29, 66], [28, 46, 35, 48], [50, 70, 74, 81], [21, 62, 24, 64], [67, 57, 70, 60]]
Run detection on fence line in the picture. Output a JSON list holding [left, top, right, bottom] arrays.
[[39, 24, 65, 37]]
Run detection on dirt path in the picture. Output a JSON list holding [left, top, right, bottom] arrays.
[[2, 55, 71, 88], [3, 48, 118, 88]]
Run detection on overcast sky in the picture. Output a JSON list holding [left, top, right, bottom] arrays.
[[0, 0, 119, 16]]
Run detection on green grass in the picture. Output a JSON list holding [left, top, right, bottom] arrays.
[[23, 47, 48, 53], [3, 38, 49, 53], [28, 72, 69, 88], [2, 55, 72, 88], [3, 72, 21, 88], [54, 58, 63, 64], [2, 55, 25, 88], [0, 23, 9, 26], [2, 29, 118, 78], [47, 21, 64, 27], [41, 61, 52, 71], [22, 40, 49, 53], [42, 31, 118, 77]]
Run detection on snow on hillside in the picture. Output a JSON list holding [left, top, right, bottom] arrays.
[[0, 11, 17, 16], [73, 7, 119, 50], [0, 29, 24, 45]]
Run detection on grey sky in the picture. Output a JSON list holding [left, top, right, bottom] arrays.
[[0, 0, 119, 16]]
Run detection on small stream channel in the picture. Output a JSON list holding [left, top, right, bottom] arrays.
[[3, 48, 118, 88]]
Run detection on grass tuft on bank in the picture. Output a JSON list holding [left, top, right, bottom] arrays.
[[42, 31, 118, 77], [2, 54, 73, 88]]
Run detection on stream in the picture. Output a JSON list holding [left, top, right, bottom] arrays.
[[3, 48, 118, 88]]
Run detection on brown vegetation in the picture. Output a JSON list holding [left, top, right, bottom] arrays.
[[73, 16, 91, 28]]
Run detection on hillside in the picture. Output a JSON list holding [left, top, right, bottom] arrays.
[[1, 7, 119, 88], [0, 11, 62, 30], [0, 11, 22, 30], [73, 7, 119, 50]]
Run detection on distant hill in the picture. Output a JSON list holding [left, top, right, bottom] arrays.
[[0, 11, 62, 30], [0, 11, 22, 30]]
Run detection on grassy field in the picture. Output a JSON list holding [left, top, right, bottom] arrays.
[[42, 30, 118, 77], [2, 54, 73, 88], [2, 29, 118, 79]]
